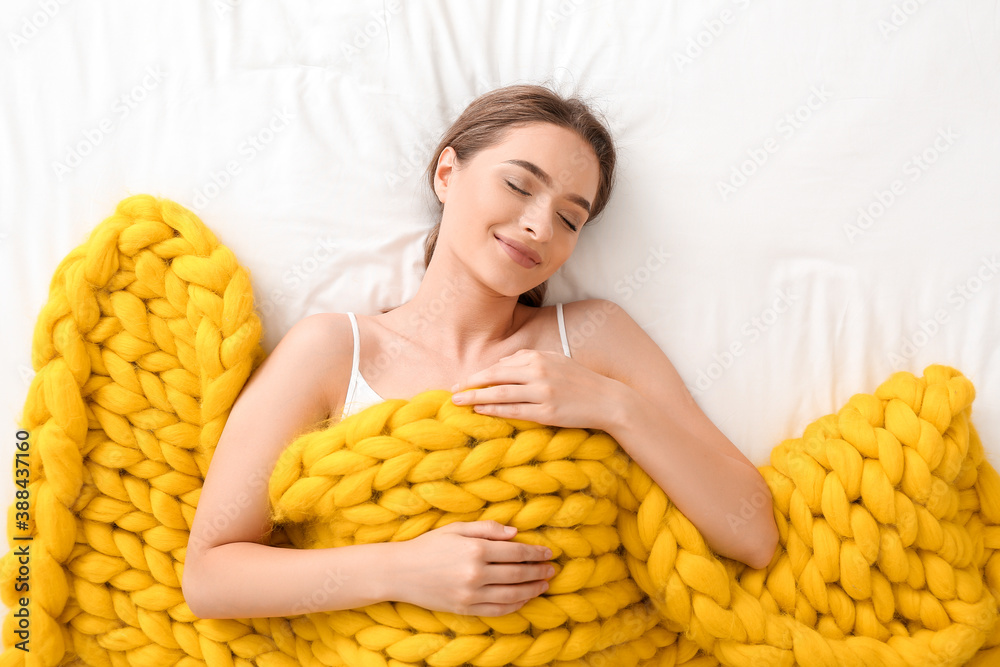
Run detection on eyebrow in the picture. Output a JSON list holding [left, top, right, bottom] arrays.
[[502, 159, 592, 215]]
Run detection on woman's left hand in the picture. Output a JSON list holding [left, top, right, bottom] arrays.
[[449, 349, 625, 431]]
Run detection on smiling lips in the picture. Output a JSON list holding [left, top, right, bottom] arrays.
[[495, 234, 540, 268]]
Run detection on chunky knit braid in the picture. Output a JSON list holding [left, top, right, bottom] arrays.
[[267, 368, 1000, 667], [2, 195, 1000, 666], [0, 195, 283, 666]]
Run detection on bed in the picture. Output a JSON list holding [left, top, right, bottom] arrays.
[[1, 0, 998, 645]]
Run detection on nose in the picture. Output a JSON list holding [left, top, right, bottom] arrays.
[[519, 195, 555, 241]]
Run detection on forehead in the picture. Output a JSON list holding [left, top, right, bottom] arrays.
[[487, 123, 593, 162], [478, 122, 600, 194]]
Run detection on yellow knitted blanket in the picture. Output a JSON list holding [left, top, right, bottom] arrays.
[[3, 195, 1000, 667]]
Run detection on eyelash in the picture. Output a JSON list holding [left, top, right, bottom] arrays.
[[505, 180, 579, 232]]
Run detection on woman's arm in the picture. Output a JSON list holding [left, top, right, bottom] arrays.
[[186, 313, 556, 619], [186, 541, 397, 619], [603, 383, 778, 569], [569, 300, 779, 569], [183, 313, 396, 618]]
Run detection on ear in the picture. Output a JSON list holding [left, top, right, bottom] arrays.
[[433, 146, 457, 204]]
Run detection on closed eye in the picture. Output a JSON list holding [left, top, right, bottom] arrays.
[[505, 180, 579, 232]]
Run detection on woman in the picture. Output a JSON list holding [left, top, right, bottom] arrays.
[[182, 84, 778, 621]]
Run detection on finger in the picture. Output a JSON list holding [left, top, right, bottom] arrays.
[[453, 520, 518, 540], [451, 354, 531, 393], [471, 400, 532, 418], [467, 600, 530, 617], [483, 540, 552, 564], [457, 383, 538, 408], [467, 579, 550, 614], [452, 372, 532, 404], [479, 579, 549, 604], [481, 562, 557, 587]]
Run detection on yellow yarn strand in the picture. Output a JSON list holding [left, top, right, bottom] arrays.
[[3, 195, 1000, 666], [266, 374, 1000, 667]]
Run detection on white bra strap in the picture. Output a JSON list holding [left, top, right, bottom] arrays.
[[345, 312, 361, 403], [556, 302, 571, 358]]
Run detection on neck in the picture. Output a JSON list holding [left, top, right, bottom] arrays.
[[383, 252, 530, 368]]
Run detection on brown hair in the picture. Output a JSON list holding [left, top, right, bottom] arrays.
[[420, 83, 617, 308]]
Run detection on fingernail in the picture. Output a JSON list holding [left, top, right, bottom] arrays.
[[452, 393, 465, 404], [451, 383, 460, 392], [544, 548, 552, 559]]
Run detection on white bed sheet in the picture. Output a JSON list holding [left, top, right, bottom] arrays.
[[1, 0, 998, 615]]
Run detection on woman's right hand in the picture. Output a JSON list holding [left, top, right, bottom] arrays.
[[391, 520, 555, 617]]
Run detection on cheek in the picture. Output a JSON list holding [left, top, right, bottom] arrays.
[[539, 245, 573, 274], [480, 183, 522, 220]]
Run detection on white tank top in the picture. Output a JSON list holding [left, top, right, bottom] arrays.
[[339, 302, 573, 420]]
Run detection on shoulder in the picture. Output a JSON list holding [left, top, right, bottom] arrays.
[[293, 311, 348, 335], [284, 313, 352, 358], [262, 313, 354, 389], [559, 299, 640, 379], [560, 298, 629, 323], [282, 313, 355, 407], [560, 299, 697, 415], [560, 298, 636, 342]]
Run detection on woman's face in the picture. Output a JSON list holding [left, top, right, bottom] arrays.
[[433, 122, 601, 298]]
